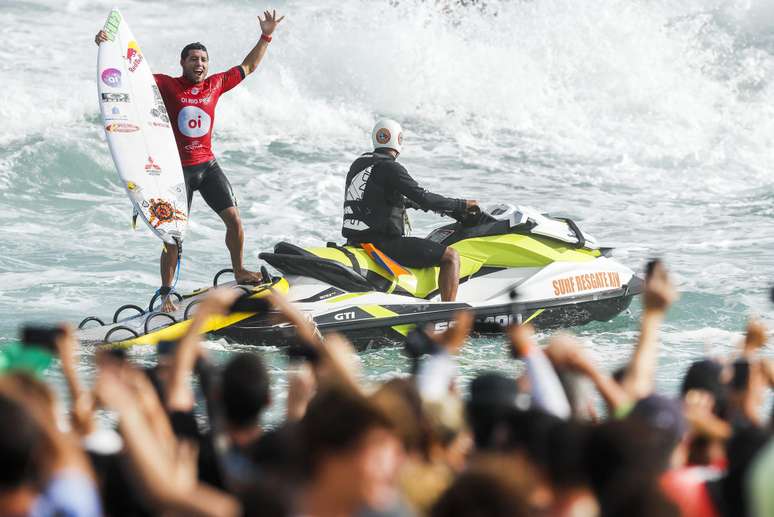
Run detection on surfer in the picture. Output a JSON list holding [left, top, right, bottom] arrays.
[[96, 9, 285, 312], [342, 119, 477, 302]]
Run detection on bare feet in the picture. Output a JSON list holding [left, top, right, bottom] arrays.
[[161, 296, 177, 313], [234, 269, 263, 285]]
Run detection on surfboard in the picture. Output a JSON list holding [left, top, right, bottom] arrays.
[[97, 9, 187, 245]]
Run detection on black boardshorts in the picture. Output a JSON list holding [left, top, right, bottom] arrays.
[[367, 236, 447, 269], [182, 159, 236, 214]]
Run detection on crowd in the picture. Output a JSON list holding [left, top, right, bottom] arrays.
[[1, 260, 773, 517]]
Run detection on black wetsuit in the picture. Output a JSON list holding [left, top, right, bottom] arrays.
[[182, 159, 237, 214], [341, 152, 465, 268]]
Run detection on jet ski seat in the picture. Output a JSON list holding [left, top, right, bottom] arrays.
[[260, 242, 380, 293]]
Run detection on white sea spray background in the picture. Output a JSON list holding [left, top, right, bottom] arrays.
[[0, 0, 772, 420]]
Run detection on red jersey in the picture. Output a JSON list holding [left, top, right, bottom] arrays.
[[153, 66, 245, 166]]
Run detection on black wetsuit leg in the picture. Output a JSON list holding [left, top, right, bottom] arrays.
[[368, 236, 447, 268], [182, 159, 237, 214]]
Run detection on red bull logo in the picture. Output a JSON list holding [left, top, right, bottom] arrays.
[[127, 41, 143, 72]]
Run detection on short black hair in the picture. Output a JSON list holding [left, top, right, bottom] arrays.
[[300, 388, 394, 475], [221, 353, 270, 428], [181, 42, 208, 61], [0, 394, 40, 489]]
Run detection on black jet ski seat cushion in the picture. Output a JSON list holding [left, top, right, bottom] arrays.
[[260, 242, 375, 293]]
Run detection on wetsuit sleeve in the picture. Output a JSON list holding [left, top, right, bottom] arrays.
[[387, 163, 466, 215], [215, 66, 246, 95]]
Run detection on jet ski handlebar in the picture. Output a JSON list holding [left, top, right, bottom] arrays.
[[449, 205, 497, 227]]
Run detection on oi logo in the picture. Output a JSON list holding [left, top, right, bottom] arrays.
[[101, 68, 121, 88], [177, 106, 211, 138]]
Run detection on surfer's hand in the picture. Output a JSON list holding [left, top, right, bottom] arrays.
[[642, 260, 678, 313], [259, 9, 285, 36], [95, 30, 108, 45]]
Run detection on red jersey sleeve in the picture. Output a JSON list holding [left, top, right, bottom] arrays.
[[214, 66, 246, 95]]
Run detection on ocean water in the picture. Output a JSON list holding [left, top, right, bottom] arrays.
[[1, 0, 773, 420]]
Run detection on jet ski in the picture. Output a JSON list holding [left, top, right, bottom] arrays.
[[76, 204, 642, 349]]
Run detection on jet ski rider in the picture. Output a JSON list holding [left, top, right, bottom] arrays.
[[342, 119, 477, 302]]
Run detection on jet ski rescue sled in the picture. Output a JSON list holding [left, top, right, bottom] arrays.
[[75, 272, 286, 347], [75, 204, 642, 349]]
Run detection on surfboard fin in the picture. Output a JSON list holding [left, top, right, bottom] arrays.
[[131, 209, 139, 230]]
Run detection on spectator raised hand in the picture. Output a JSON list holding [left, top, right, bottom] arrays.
[[546, 333, 631, 414], [621, 259, 677, 400]]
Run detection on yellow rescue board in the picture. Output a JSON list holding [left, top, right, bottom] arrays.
[[112, 278, 289, 348]]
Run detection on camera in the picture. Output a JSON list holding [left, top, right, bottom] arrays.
[[228, 294, 271, 314], [286, 342, 320, 365], [21, 325, 64, 353], [404, 327, 442, 360], [157, 339, 180, 356]]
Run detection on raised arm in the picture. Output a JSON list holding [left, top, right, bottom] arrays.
[[545, 333, 631, 414], [165, 288, 240, 411], [240, 9, 284, 76], [508, 323, 571, 419], [620, 260, 677, 400], [53, 325, 95, 435]]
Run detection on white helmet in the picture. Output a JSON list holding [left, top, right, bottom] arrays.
[[371, 118, 404, 154]]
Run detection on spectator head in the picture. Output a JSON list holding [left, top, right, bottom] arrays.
[[3, 371, 56, 420], [629, 394, 686, 469], [301, 388, 402, 511], [221, 353, 271, 429], [584, 419, 668, 513], [0, 393, 41, 491], [681, 359, 727, 418], [370, 378, 430, 458], [466, 372, 520, 450], [430, 461, 529, 517], [545, 420, 592, 490]]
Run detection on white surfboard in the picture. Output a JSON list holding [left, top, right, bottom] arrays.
[[97, 9, 187, 245]]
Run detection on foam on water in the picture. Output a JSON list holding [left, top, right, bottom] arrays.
[[1, 0, 772, 420]]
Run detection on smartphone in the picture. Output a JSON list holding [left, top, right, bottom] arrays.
[[645, 258, 662, 280], [472, 320, 503, 334], [21, 325, 63, 353], [229, 294, 271, 314], [107, 348, 128, 361], [157, 339, 180, 356], [286, 343, 320, 365], [404, 327, 439, 359]]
